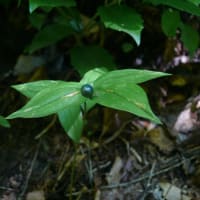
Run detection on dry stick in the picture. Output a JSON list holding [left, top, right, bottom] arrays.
[[35, 115, 57, 139], [101, 146, 200, 190], [100, 163, 182, 190], [103, 120, 131, 145], [65, 152, 199, 197], [0, 186, 14, 191], [69, 143, 78, 200], [139, 160, 157, 200], [18, 140, 41, 199], [80, 145, 93, 185], [147, 160, 157, 187], [100, 155, 197, 190], [65, 146, 200, 196]]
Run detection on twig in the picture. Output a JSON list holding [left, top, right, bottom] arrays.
[[0, 186, 14, 191], [100, 162, 183, 190], [80, 145, 93, 185], [103, 120, 131, 145], [64, 146, 200, 196], [18, 140, 41, 199], [139, 161, 157, 200], [100, 147, 200, 190], [69, 143, 78, 200], [147, 160, 156, 187], [35, 115, 57, 139]]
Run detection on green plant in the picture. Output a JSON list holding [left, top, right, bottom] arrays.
[[7, 68, 169, 142], [0, 115, 10, 128]]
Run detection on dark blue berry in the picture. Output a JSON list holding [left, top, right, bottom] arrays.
[[81, 84, 94, 99]]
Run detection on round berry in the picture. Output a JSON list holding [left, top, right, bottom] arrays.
[[81, 84, 94, 99]]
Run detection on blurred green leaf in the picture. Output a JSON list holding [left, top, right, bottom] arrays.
[[98, 5, 143, 45], [121, 42, 134, 53], [12, 80, 67, 98], [29, 12, 46, 30], [7, 82, 82, 119], [29, 0, 76, 13], [94, 84, 161, 123], [180, 23, 199, 53], [0, 115, 10, 128], [161, 9, 181, 37], [144, 0, 200, 16], [187, 0, 200, 5], [70, 45, 115, 76], [26, 23, 74, 53]]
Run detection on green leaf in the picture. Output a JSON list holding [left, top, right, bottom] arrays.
[[144, 0, 200, 16], [94, 84, 161, 123], [58, 103, 83, 142], [7, 82, 83, 119], [180, 23, 199, 53], [80, 68, 108, 85], [94, 69, 170, 87], [161, 9, 181, 37], [98, 5, 143, 45], [29, 12, 46, 30], [12, 80, 66, 98], [70, 45, 115, 76], [122, 42, 134, 53], [26, 23, 74, 53], [54, 9, 83, 32], [187, 0, 200, 5], [29, 0, 76, 13], [0, 115, 10, 128]]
